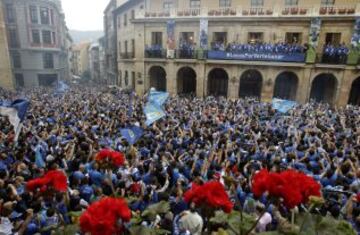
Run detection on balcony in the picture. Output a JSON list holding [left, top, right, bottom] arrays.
[[145, 47, 167, 58], [136, 4, 359, 19], [175, 49, 196, 59], [120, 52, 135, 59]]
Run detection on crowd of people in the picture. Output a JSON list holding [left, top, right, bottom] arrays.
[[0, 85, 359, 235], [322, 43, 349, 64], [211, 41, 306, 54]]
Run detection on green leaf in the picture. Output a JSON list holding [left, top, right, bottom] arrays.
[[141, 201, 170, 221], [53, 224, 79, 235], [128, 225, 170, 235]]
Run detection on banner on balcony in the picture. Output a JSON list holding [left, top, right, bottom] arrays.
[[167, 20, 176, 50], [199, 19, 208, 50], [207, 51, 305, 62], [309, 17, 321, 47], [351, 18, 360, 47]]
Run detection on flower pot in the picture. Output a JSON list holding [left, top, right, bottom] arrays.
[[291, 8, 299, 14], [282, 9, 289, 15], [300, 9, 307, 14], [338, 9, 346, 14], [319, 7, 327, 14], [347, 8, 355, 14]]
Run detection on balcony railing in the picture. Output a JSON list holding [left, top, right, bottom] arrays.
[[120, 52, 135, 59], [175, 49, 196, 59], [144, 48, 167, 58], [136, 4, 360, 19]]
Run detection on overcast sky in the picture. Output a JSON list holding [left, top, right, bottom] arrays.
[[62, 0, 109, 31]]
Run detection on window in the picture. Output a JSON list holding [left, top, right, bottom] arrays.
[[180, 32, 195, 45], [117, 16, 121, 28], [125, 71, 129, 86], [132, 71, 135, 89], [12, 52, 21, 68], [285, 0, 298, 6], [131, 39, 135, 56], [325, 33, 341, 45], [124, 14, 127, 26], [163, 2, 173, 10], [286, 32, 302, 43], [190, 0, 200, 8], [248, 32, 263, 43], [43, 53, 54, 69], [119, 71, 122, 87], [6, 4, 15, 23], [42, 30, 51, 44], [251, 0, 264, 6], [151, 32, 163, 46], [52, 32, 56, 45], [321, 0, 335, 5], [219, 0, 231, 7], [15, 74, 24, 87], [50, 9, 54, 25], [40, 7, 49, 24], [125, 40, 128, 53], [131, 10, 135, 20], [8, 28, 19, 48], [29, 6, 38, 23], [213, 32, 227, 44], [118, 41, 121, 55], [31, 30, 40, 44]]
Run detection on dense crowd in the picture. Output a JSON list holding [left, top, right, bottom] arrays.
[[0, 86, 359, 235], [211, 42, 305, 54], [322, 43, 349, 64]]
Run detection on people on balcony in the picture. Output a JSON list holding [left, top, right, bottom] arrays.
[[145, 44, 164, 58], [211, 41, 305, 55], [178, 39, 195, 58], [322, 43, 349, 64]]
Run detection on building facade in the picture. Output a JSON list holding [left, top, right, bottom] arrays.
[[0, 1, 13, 89], [89, 42, 101, 81], [113, 0, 360, 107], [71, 42, 91, 77], [104, 0, 118, 85], [1, 0, 70, 87]]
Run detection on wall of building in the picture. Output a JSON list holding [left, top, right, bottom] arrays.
[[0, 1, 13, 89]]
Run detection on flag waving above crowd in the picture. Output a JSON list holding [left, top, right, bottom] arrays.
[[0, 99, 30, 141]]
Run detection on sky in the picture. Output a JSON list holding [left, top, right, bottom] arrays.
[[61, 0, 109, 31]]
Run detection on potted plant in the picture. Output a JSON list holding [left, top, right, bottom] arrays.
[[291, 7, 299, 14], [328, 8, 336, 14], [266, 9, 273, 15], [282, 8, 290, 15], [230, 9, 236, 15], [242, 10, 249, 15], [347, 8, 355, 14], [300, 8, 307, 14], [338, 8, 346, 14], [319, 7, 327, 14]]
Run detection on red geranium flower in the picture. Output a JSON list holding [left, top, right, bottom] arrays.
[[96, 149, 125, 168], [184, 181, 233, 213], [27, 170, 67, 192], [252, 169, 321, 209], [80, 197, 131, 235]]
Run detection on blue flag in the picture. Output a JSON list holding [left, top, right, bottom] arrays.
[[120, 125, 144, 145], [272, 98, 297, 113], [0, 99, 30, 141], [144, 103, 166, 126], [148, 89, 169, 107], [34, 144, 46, 168]]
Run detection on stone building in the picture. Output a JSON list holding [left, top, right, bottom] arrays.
[[104, 0, 118, 85], [71, 42, 91, 77], [0, 1, 13, 89], [89, 42, 100, 82], [113, 0, 360, 107], [1, 0, 70, 87]]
